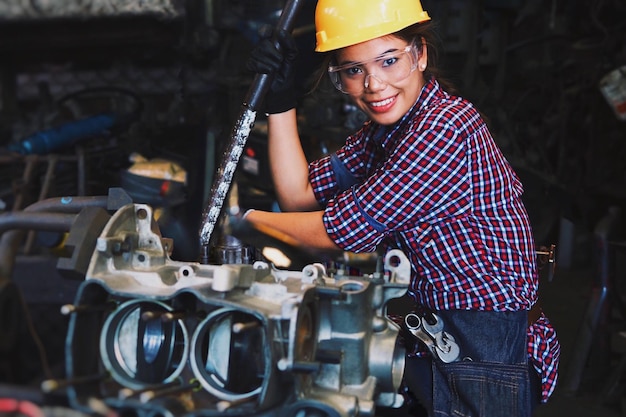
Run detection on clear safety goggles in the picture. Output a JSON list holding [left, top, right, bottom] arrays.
[[327, 45, 419, 94]]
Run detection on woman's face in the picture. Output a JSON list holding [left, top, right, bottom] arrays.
[[334, 35, 428, 125]]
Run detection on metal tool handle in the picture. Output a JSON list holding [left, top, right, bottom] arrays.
[[198, 0, 305, 251]]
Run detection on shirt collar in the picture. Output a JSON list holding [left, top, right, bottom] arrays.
[[404, 76, 441, 122]]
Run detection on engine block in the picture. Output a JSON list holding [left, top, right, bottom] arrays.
[[63, 203, 411, 417]]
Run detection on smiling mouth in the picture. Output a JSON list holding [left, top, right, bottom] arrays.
[[369, 96, 395, 108]]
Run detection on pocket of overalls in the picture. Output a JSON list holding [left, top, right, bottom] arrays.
[[432, 360, 530, 417]]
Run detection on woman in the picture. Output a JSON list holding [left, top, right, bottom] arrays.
[[245, 0, 560, 415]]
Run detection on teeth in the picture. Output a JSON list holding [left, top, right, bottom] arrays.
[[371, 97, 394, 107]]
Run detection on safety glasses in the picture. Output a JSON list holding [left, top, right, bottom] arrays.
[[327, 45, 418, 94]]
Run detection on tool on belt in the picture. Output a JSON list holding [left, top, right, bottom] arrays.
[[404, 312, 461, 363]]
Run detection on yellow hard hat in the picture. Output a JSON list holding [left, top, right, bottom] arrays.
[[315, 0, 431, 52]]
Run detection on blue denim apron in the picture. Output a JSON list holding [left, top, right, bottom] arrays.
[[403, 310, 539, 417]]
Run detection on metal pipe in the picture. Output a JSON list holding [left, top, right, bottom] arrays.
[[0, 212, 76, 234], [0, 195, 110, 283], [24, 156, 59, 253], [41, 373, 109, 393], [11, 195, 109, 214]]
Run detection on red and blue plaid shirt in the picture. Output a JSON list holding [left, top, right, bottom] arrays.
[[308, 78, 560, 402]]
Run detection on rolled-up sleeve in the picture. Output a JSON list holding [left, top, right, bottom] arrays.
[[323, 188, 386, 252], [309, 154, 337, 206]]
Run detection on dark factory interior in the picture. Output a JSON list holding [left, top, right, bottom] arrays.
[[0, 0, 625, 416]]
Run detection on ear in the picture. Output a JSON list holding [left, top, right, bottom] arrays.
[[417, 37, 428, 71]]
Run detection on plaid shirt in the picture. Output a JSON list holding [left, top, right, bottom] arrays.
[[308, 78, 560, 402]]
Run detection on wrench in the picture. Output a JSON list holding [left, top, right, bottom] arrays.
[[405, 312, 460, 363]]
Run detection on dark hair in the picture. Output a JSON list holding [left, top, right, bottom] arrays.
[[395, 20, 458, 95], [308, 20, 458, 95]]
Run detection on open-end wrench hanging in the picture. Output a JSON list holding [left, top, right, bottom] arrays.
[[198, 0, 305, 258]]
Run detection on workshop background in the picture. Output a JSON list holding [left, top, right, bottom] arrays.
[[0, 0, 625, 416]]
